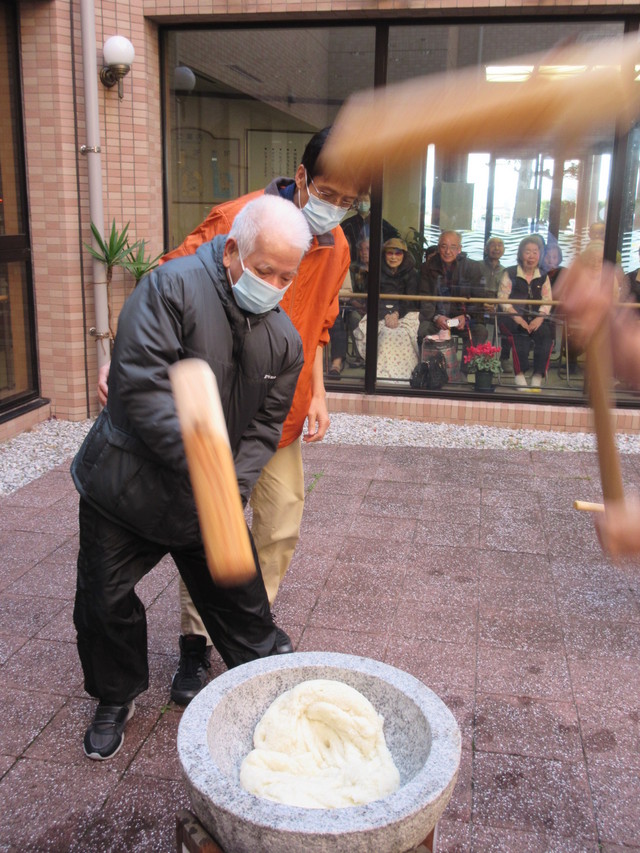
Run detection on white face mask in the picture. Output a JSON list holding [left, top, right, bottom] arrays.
[[357, 201, 371, 216], [299, 170, 349, 236], [229, 254, 291, 314]]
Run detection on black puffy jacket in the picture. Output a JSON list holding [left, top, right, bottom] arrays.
[[378, 253, 418, 320], [418, 251, 485, 324], [71, 235, 304, 547]]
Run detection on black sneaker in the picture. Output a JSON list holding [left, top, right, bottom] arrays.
[[83, 701, 135, 761], [275, 626, 293, 654], [558, 363, 580, 379], [170, 634, 211, 706]]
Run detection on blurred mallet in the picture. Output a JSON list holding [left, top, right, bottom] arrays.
[[169, 359, 255, 586], [321, 35, 640, 181], [559, 258, 626, 516], [322, 37, 640, 522], [574, 501, 605, 513]]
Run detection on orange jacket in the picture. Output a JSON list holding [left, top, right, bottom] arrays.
[[162, 179, 350, 447]]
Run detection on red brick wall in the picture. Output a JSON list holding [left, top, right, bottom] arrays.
[[18, 0, 162, 431]]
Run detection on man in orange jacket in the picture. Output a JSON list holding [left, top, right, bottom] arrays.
[[156, 128, 365, 703]]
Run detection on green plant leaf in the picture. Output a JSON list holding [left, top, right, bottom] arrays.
[[83, 219, 147, 347], [84, 219, 141, 271], [403, 226, 428, 268], [121, 239, 164, 283]]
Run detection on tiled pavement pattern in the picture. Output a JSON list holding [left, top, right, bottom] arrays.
[[1, 442, 640, 852]]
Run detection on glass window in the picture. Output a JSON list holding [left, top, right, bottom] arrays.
[[618, 122, 640, 272], [164, 27, 375, 389], [165, 27, 375, 246], [0, 5, 25, 239], [164, 21, 640, 404], [0, 2, 37, 412], [0, 262, 35, 403], [383, 20, 627, 395]]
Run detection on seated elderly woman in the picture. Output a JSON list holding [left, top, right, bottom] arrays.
[[541, 239, 565, 290], [353, 237, 419, 380], [498, 236, 554, 388], [542, 239, 579, 379]]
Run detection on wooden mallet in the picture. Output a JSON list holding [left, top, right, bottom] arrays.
[[573, 331, 624, 515], [567, 260, 625, 515], [320, 35, 640, 180], [321, 35, 640, 518], [169, 358, 256, 586]]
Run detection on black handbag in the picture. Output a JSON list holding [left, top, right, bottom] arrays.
[[409, 353, 448, 390]]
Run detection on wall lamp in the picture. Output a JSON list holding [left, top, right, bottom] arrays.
[[174, 65, 196, 94], [100, 35, 135, 100]]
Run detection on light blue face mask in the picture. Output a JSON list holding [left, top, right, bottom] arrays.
[[229, 254, 291, 314], [299, 170, 349, 236]]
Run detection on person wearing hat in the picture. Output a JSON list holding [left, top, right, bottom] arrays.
[[378, 238, 418, 322], [353, 237, 420, 379]]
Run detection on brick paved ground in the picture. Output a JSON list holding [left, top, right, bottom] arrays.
[[1, 441, 639, 852]]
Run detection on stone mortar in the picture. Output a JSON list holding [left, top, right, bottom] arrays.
[[177, 651, 461, 853]]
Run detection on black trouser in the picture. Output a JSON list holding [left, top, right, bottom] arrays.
[[499, 316, 554, 376], [329, 307, 363, 363], [329, 313, 348, 361], [73, 499, 276, 704]]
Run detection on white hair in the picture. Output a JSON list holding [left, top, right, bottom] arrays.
[[228, 194, 312, 259]]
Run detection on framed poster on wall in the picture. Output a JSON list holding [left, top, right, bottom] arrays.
[[246, 130, 314, 192], [172, 128, 240, 204], [211, 138, 240, 202]]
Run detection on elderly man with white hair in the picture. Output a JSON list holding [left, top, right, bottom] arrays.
[[71, 195, 311, 761]]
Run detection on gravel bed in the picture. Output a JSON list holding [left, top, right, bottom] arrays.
[[325, 413, 640, 453], [1, 418, 93, 497], [2, 413, 639, 498]]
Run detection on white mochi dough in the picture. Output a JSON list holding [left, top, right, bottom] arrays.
[[239, 679, 400, 809]]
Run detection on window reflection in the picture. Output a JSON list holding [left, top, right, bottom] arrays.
[[0, 2, 37, 414], [163, 20, 640, 405], [379, 21, 626, 393], [0, 263, 35, 403]]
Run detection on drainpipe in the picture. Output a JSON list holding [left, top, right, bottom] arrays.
[[79, 0, 110, 375]]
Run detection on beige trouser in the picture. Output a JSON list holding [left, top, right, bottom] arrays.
[[180, 440, 305, 640]]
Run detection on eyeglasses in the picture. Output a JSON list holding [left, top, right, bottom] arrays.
[[385, 249, 403, 256], [439, 244, 461, 252], [309, 176, 358, 210]]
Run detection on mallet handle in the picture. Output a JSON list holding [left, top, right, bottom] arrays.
[[573, 500, 605, 513], [170, 359, 255, 586], [585, 323, 625, 504]]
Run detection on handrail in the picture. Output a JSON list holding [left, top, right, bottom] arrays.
[[339, 291, 640, 309]]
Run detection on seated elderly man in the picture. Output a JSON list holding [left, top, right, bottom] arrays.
[[71, 195, 310, 761], [480, 236, 506, 300], [417, 231, 488, 365]]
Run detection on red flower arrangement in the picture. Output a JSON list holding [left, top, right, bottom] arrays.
[[463, 341, 502, 374]]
